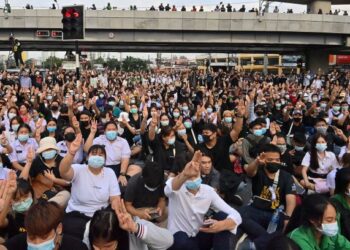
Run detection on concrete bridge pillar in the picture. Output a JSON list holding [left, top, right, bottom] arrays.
[[306, 49, 329, 74], [308, 0, 331, 14]]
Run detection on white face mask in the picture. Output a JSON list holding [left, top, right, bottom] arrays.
[[317, 222, 338, 237]]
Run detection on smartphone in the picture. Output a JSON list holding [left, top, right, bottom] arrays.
[[149, 211, 160, 220], [202, 220, 214, 228]]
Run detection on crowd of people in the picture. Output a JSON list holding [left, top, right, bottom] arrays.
[[17, 2, 350, 15], [0, 64, 349, 250]]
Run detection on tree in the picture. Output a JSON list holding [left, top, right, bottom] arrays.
[[93, 57, 105, 65], [43, 56, 63, 69], [106, 58, 121, 70], [122, 56, 148, 72]]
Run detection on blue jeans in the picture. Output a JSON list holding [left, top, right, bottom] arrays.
[[168, 212, 232, 250]]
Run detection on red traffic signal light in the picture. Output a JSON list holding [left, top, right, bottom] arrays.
[[61, 5, 85, 40]]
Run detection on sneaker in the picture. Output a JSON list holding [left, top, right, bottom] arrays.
[[236, 234, 256, 250]]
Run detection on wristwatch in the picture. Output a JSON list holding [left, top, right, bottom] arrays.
[[120, 172, 126, 177]]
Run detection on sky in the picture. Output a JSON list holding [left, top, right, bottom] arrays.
[[3, 0, 350, 61]]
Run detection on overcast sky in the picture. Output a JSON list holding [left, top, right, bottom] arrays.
[[3, 0, 350, 60]]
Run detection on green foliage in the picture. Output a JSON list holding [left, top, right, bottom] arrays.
[[43, 56, 62, 69], [106, 58, 121, 70], [122, 56, 148, 72]]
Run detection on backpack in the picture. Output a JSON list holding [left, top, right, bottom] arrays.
[[246, 136, 270, 158]]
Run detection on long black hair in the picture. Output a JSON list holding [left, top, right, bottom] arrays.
[[89, 208, 129, 250], [309, 133, 327, 170], [285, 194, 335, 234], [335, 168, 350, 195]]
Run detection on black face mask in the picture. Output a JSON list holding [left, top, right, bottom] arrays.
[[265, 163, 281, 173], [256, 111, 265, 117], [60, 115, 69, 121], [64, 132, 76, 142], [293, 117, 302, 123], [80, 121, 89, 128], [51, 106, 59, 112], [202, 135, 211, 143]]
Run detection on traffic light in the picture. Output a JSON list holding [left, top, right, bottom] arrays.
[[61, 5, 84, 40]]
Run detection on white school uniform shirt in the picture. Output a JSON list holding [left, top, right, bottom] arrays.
[[57, 140, 84, 164], [301, 151, 341, 175], [66, 164, 121, 217], [0, 168, 12, 180], [164, 178, 242, 237], [9, 138, 38, 164], [93, 135, 131, 166]]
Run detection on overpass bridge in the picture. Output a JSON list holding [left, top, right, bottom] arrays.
[[1, 9, 350, 71], [276, 0, 348, 14]]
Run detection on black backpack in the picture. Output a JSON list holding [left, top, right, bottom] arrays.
[[246, 136, 270, 158]]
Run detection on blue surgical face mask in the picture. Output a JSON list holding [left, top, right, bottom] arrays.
[[173, 112, 180, 118], [18, 134, 29, 142], [160, 120, 169, 127], [318, 222, 338, 237], [106, 130, 117, 141], [182, 106, 189, 111], [108, 101, 116, 107], [12, 197, 33, 213], [198, 134, 204, 143], [28, 234, 55, 250], [333, 106, 340, 112], [315, 143, 327, 152], [253, 129, 264, 137], [47, 126, 57, 133], [261, 127, 267, 135], [177, 129, 187, 137], [277, 144, 287, 154], [184, 121, 192, 129], [207, 107, 213, 113], [224, 117, 232, 123], [88, 155, 105, 168], [42, 150, 57, 160], [130, 108, 138, 114], [12, 124, 20, 132], [294, 146, 304, 151], [167, 137, 176, 146], [185, 177, 202, 190], [8, 113, 16, 120]]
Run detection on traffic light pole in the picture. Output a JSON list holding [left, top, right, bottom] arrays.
[[75, 40, 80, 79]]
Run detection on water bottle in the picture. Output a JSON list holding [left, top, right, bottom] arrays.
[[267, 205, 284, 233]]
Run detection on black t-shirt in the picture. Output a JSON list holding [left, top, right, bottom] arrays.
[[29, 155, 63, 179], [282, 120, 306, 136], [5, 233, 88, 250], [0, 213, 25, 238], [124, 173, 164, 208], [252, 168, 295, 211], [197, 134, 233, 172], [149, 136, 188, 172], [281, 150, 294, 175]]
